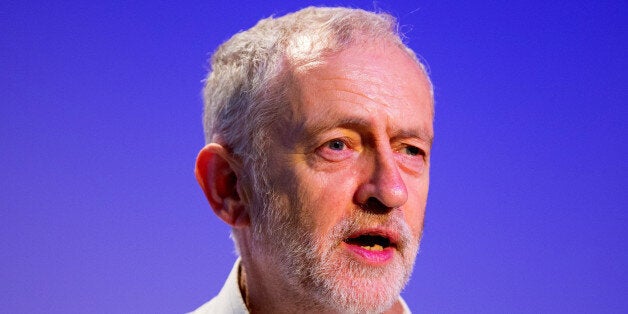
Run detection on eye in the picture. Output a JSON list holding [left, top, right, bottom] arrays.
[[403, 145, 423, 156], [315, 138, 354, 162], [327, 139, 346, 151]]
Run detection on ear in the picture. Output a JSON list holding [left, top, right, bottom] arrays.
[[195, 144, 250, 227]]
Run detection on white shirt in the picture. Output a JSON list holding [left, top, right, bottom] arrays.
[[189, 259, 248, 314], [189, 258, 412, 313]]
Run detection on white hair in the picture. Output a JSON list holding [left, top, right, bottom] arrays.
[[202, 6, 431, 238]]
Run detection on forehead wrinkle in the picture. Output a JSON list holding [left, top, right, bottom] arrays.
[[304, 80, 419, 116], [303, 62, 409, 105], [333, 75, 403, 108]]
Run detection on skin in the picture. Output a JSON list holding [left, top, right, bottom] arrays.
[[196, 40, 434, 313]]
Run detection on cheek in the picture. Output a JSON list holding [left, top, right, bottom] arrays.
[[405, 205, 426, 242], [404, 178, 429, 236], [295, 168, 357, 232]]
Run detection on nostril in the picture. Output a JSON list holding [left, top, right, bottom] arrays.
[[360, 197, 393, 215]]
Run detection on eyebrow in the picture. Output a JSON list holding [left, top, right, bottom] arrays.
[[301, 116, 434, 147], [393, 127, 434, 147]]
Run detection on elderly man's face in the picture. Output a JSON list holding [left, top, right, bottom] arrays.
[[252, 41, 433, 312]]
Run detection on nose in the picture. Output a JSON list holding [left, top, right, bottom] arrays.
[[354, 147, 408, 213]]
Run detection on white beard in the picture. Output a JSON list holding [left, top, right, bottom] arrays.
[[250, 194, 421, 313]]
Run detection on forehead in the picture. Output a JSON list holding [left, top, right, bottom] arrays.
[[288, 42, 434, 138]]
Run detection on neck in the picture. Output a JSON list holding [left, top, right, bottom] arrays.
[[239, 256, 311, 313]]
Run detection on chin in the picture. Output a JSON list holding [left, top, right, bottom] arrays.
[[307, 250, 413, 314]]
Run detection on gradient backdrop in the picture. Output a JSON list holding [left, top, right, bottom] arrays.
[[2, 1, 626, 313]]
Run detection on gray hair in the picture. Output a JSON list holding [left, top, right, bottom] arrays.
[[202, 6, 430, 221]]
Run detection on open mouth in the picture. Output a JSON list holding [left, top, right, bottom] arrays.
[[344, 234, 393, 251]]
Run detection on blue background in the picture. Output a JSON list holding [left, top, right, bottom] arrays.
[[2, 1, 626, 312]]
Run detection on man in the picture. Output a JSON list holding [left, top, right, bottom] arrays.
[[192, 6, 433, 314]]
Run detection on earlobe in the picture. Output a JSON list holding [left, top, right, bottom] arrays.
[[195, 144, 250, 227]]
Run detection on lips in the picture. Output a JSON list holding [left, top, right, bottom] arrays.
[[343, 229, 399, 264]]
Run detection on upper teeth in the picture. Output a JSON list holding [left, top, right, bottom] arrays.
[[362, 244, 384, 251]]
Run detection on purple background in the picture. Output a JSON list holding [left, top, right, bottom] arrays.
[[2, 1, 626, 312]]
